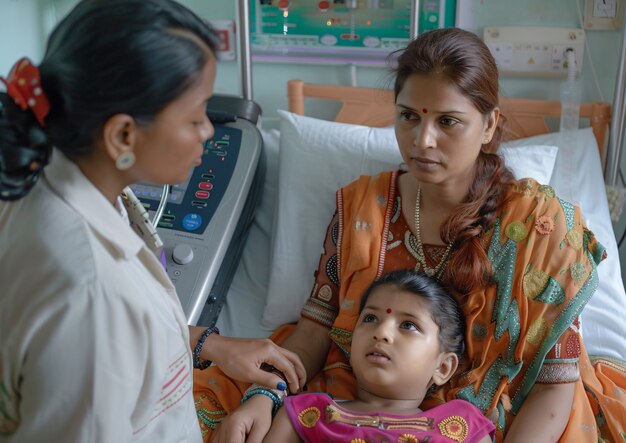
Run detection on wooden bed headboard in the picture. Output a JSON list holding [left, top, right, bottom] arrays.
[[287, 79, 611, 156]]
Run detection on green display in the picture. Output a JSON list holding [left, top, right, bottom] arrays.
[[249, 0, 456, 64]]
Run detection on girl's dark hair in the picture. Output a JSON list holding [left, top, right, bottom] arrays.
[[393, 28, 516, 294], [359, 270, 465, 359], [0, 0, 218, 201]]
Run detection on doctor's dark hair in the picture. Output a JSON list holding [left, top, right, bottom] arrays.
[[393, 28, 516, 294], [0, 0, 218, 201], [358, 270, 466, 359]]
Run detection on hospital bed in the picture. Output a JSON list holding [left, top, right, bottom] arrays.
[[215, 79, 626, 363]]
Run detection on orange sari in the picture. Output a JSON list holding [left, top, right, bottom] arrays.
[[194, 171, 626, 442]]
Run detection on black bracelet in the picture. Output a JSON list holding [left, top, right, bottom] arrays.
[[193, 326, 219, 370]]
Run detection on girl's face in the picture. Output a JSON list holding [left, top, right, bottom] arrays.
[[394, 73, 498, 191], [132, 56, 216, 185], [350, 284, 452, 401]]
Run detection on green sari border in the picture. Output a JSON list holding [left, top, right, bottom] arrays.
[[511, 250, 599, 412]]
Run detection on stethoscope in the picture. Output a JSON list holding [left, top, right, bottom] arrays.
[[151, 184, 170, 228]]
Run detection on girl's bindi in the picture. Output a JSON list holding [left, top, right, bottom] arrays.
[[386, 308, 392, 314], [422, 108, 428, 113]]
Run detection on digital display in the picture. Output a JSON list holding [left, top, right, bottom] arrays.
[[249, 0, 457, 64], [129, 171, 193, 206], [128, 122, 243, 235]]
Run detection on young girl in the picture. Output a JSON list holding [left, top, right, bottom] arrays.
[[263, 270, 495, 443]]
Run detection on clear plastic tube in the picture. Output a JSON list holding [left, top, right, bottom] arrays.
[[559, 49, 581, 204], [559, 49, 581, 133]]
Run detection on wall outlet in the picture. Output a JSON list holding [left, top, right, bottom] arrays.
[[483, 27, 585, 77], [583, 0, 623, 30]]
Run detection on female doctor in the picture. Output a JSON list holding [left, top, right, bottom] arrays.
[[0, 0, 304, 441]]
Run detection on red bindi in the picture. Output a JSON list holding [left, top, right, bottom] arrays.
[[386, 308, 392, 314], [422, 108, 428, 113]]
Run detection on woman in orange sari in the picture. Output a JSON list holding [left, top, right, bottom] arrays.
[[194, 28, 625, 443]]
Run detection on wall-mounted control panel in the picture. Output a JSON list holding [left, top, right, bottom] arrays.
[[483, 27, 585, 77]]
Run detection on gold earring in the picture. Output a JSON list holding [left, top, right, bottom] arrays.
[[115, 152, 136, 171]]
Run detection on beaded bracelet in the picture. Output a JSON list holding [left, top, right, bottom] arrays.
[[193, 326, 219, 370], [241, 386, 285, 417]]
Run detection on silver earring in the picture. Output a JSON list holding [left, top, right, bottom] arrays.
[[399, 162, 409, 172], [115, 152, 136, 171]]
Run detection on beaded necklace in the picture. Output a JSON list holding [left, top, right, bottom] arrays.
[[413, 186, 454, 279]]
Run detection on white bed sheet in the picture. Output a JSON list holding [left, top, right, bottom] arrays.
[[216, 125, 626, 360]]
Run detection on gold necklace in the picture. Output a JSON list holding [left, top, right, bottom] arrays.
[[413, 186, 454, 279]]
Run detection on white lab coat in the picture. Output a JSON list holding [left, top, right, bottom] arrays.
[[0, 152, 201, 442]]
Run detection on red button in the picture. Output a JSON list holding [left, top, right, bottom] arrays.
[[195, 191, 210, 199], [278, 0, 289, 10], [198, 182, 214, 191], [319, 1, 329, 11]]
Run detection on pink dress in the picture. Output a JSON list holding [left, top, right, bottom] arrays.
[[284, 393, 495, 443]]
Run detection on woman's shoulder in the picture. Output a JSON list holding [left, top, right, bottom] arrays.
[[500, 178, 572, 224], [505, 178, 560, 203], [341, 170, 398, 190], [493, 178, 605, 267]]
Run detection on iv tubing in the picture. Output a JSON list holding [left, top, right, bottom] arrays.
[[152, 185, 169, 228], [565, 49, 576, 82]]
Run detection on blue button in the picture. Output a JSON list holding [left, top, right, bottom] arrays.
[[182, 213, 202, 231]]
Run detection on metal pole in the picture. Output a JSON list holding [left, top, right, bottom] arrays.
[[606, 6, 626, 186], [410, 0, 420, 40], [237, 0, 253, 101]]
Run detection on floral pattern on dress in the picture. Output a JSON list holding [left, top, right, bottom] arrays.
[[535, 215, 555, 235], [437, 416, 469, 442]]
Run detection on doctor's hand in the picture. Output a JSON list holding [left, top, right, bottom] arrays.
[[210, 388, 274, 443], [202, 334, 306, 393]]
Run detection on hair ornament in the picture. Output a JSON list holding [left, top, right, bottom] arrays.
[[0, 58, 50, 126]]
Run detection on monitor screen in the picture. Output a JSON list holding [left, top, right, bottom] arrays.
[[129, 171, 193, 206]]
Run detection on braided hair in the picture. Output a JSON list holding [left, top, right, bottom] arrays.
[[393, 28, 516, 293]]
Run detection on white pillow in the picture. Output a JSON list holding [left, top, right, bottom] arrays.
[[261, 111, 559, 330]]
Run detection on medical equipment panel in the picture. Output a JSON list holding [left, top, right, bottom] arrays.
[[483, 27, 585, 77], [130, 102, 263, 326], [250, 0, 456, 64]]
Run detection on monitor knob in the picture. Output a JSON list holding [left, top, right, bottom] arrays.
[[172, 244, 194, 265]]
